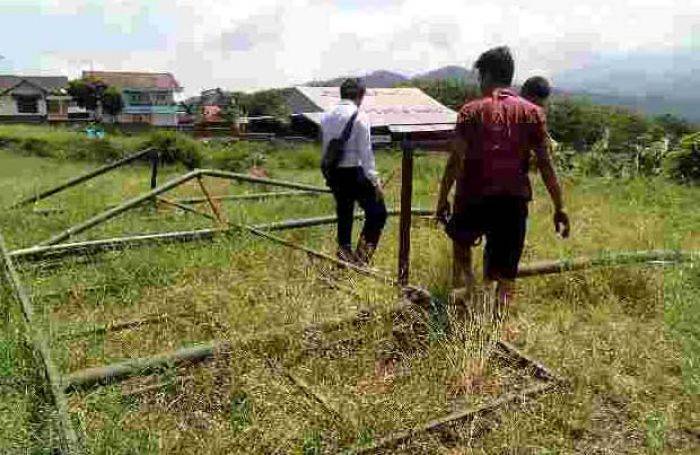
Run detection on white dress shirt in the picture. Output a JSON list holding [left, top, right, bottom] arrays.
[[320, 99, 379, 185]]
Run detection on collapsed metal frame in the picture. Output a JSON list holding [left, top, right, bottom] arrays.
[[3, 142, 699, 453]]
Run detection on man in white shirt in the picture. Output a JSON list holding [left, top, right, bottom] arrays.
[[321, 78, 387, 264]]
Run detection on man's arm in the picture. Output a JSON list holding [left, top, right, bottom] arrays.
[[533, 143, 570, 237], [436, 134, 467, 221], [356, 114, 380, 187]]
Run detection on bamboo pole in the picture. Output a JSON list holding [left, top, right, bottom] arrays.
[[36, 170, 202, 247], [398, 139, 414, 285], [0, 234, 82, 453], [10, 148, 155, 209]]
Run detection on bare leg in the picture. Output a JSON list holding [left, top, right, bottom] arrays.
[[494, 278, 515, 323], [452, 241, 475, 290]]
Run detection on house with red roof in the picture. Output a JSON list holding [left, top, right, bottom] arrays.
[[83, 71, 182, 126]]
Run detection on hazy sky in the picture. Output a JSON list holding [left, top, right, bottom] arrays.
[[0, 0, 697, 97]]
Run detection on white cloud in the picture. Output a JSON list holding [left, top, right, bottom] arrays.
[[22, 0, 700, 95]]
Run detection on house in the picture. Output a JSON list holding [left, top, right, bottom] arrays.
[[83, 71, 182, 126], [0, 75, 70, 123], [284, 86, 457, 143]]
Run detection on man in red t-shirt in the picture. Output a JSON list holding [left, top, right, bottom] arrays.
[[436, 46, 570, 314]]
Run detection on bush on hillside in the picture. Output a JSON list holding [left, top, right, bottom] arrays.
[[664, 132, 700, 184]]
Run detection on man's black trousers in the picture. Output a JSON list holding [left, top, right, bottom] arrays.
[[329, 167, 387, 248]]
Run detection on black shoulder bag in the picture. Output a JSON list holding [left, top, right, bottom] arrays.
[[321, 111, 359, 187]]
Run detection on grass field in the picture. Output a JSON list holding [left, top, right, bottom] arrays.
[[0, 140, 698, 454]]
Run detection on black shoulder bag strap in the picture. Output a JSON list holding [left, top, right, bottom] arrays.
[[339, 110, 359, 148]]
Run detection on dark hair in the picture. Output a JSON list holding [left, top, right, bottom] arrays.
[[340, 78, 366, 100], [521, 76, 551, 101], [474, 46, 514, 86]]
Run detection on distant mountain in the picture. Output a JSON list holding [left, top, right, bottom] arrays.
[[413, 65, 477, 82], [305, 70, 407, 88], [553, 50, 700, 122]]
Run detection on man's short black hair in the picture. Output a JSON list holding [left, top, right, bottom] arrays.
[[474, 46, 515, 86], [521, 76, 551, 101], [340, 78, 366, 100]]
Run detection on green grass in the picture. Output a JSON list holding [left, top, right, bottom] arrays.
[[0, 134, 698, 453]]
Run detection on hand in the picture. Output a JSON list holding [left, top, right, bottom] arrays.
[[436, 198, 451, 224], [374, 184, 384, 202], [553, 210, 570, 238]]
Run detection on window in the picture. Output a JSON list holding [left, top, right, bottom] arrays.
[[16, 96, 39, 114]]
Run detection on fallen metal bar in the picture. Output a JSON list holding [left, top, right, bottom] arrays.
[[254, 208, 433, 231], [0, 234, 82, 453], [63, 299, 417, 392], [57, 313, 176, 341], [36, 170, 202, 247], [199, 168, 331, 194], [242, 225, 396, 286], [11, 210, 432, 263], [355, 381, 554, 454], [10, 148, 155, 209], [64, 341, 231, 392], [496, 340, 567, 385], [11, 228, 227, 262], [266, 358, 349, 425], [516, 250, 700, 278], [156, 196, 216, 221], [176, 190, 320, 204]]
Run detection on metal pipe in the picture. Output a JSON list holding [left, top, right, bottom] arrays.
[[64, 342, 230, 392], [199, 168, 331, 194], [516, 250, 700, 278], [12, 210, 433, 263], [11, 228, 227, 262], [10, 148, 155, 209], [36, 170, 202, 247], [0, 234, 82, 453], [176, 190, 320, 205]]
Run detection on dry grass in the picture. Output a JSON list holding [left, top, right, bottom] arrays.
[[0, 147, 698, 453]]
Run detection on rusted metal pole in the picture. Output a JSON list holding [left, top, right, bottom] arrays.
[[254, 208, 433, 232], [36, 170, 201, 247], [149, 150, 159, 191], [196, 176, 227, 224], [199, 168, 331, 194], [10, 148, 154, 209], [398, 137, 414, 285], [0, 234, 82, 453]]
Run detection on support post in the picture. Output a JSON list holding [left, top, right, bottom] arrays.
[[196, 176, 227, 225], [398, 137, 414, 285]]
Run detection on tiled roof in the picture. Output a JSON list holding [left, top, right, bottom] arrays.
[[0, 75, 68, 93], [290, 86, 457, 130], [83, 71, 182, 90]]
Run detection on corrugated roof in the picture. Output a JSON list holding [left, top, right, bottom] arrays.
[[83, 71, 182, 90], [291, 86, 457, 130], [0, 75, 68, 93]]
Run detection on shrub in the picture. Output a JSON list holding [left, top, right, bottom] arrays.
[[269, 144, 320, 170], [664, 132, 700, 184], [140, 130, 203, 169], [208, 141, 269, 172]]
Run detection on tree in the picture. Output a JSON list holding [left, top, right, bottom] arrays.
[[67, 78, 124, 118]]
